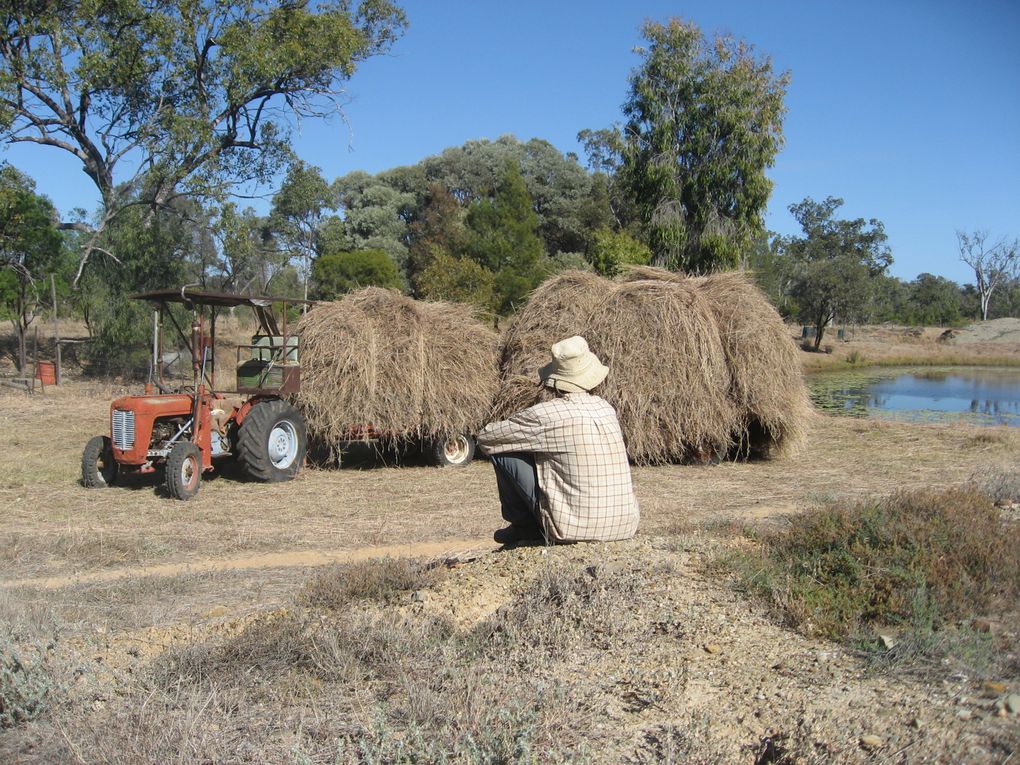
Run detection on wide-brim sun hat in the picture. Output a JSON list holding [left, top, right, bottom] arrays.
[[539, 335, 609, 393]]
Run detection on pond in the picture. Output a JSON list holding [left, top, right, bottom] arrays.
[[807, 367, 1020, 427]]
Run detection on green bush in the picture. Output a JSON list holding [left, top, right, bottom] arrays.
[[312, 249, 402, 299], [734, 488, 1020, 643]]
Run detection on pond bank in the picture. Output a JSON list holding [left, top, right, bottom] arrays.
[[797, 322, 1020, 373]]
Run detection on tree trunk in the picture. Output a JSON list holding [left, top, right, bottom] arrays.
[[980, 289, 992, 321], [15, 322, 25, 372]]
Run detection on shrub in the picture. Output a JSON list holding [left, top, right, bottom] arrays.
[[0, 627, 54, 729], [734, 488, 1020, 643], [312, 249, 402, 299], [971, 466, 1020, 506]]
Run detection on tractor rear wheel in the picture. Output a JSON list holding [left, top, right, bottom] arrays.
[[166, 441, 202, 500], [236, 399, 307, 482], [429, 433, 476, 467], [82, 435, 118, 487]]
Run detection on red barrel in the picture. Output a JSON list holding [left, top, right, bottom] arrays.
[[36, 360, 56, 385]]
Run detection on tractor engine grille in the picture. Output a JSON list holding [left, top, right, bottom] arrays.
[[112, 409, 136, 450]]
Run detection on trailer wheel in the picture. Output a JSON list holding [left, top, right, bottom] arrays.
[[430, 433, 476, 467], [236, 399, 307, 482], [82, 435, 118, 487], [166, 442, 202, 500]]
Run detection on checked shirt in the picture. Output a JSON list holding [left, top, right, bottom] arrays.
[[477, 392, 639, 542]]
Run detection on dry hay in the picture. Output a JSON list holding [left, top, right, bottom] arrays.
[[493, 267, 810, 464], [624, 266, 812, 457], [493, 270, 610, 418], [295, 288, 498, 453]]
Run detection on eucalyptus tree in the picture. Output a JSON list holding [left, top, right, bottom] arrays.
[[0, 0, 406, 284], [214, 203, 290, 294], [422, 135, 597, 255], [781, 197, 892, 349], [0, 164, 65, 369], [268, 161, 337, 302], [957, 230, 1019, 320], [334, 170, 416, 281], [615, 18, 788, 272]]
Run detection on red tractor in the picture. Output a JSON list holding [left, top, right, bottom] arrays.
[[81, 288, 310, 500]]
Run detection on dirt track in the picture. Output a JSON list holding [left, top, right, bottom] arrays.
[[4, 538, 499, 590]]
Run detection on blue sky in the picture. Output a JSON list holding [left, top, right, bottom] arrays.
[[4, 0, 1018, 285]]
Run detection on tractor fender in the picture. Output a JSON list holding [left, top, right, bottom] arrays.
[[232, 396, 283, 427]]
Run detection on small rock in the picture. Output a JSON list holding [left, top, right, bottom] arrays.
[[956, 709, 973, 721], [859, 735, 883, 750], [909, 717, 923, 729], [879, 634, 897, 650], [1006, 694, 1020, 715], [703, 643, 721, 654], [980, 680, 1007, 697]]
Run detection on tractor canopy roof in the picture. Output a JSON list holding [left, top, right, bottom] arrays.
[[131, 288, 312, 309]]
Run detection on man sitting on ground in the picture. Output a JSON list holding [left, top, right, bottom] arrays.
[[476, 336, 640, 544]]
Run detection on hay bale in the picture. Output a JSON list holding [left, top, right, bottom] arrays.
[[295, 288, 498, 453], [497, 270, 610, 380], [493, 267, 810, 464], [624, 266, 811, 457], [692, 271, 811, 457], [493, 271, 738, 464], [586, 278, 738, 464]]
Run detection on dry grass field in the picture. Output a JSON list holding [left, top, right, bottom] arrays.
[[2, 379, 1017, 585], [2, 321, 1020, 763]]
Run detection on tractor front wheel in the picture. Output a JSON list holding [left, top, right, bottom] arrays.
[[166, 442, 202, 500], [82, 435, 119, 487], [236, 400, 307, 482]]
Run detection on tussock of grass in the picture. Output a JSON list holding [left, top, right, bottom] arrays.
[[971, 466, 1020, 506], [297, 556, 444, 610], [873, 354, 1020, 368], [734, 488, 1020, 651], [0, 623, 56, 730], [10, 557, 642, 763]]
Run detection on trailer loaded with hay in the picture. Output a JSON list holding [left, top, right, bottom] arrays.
[[295, 288, 499, 466], [492, 267, 811, 465]]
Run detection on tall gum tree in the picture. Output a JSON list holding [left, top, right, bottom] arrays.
[[782, 197, 892, 350], [0, 0, 406, 284], [957, 230, 1019, 321], [618, 18, 788, 273]]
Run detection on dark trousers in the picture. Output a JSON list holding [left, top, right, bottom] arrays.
[[490, 452, 542, 532]]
